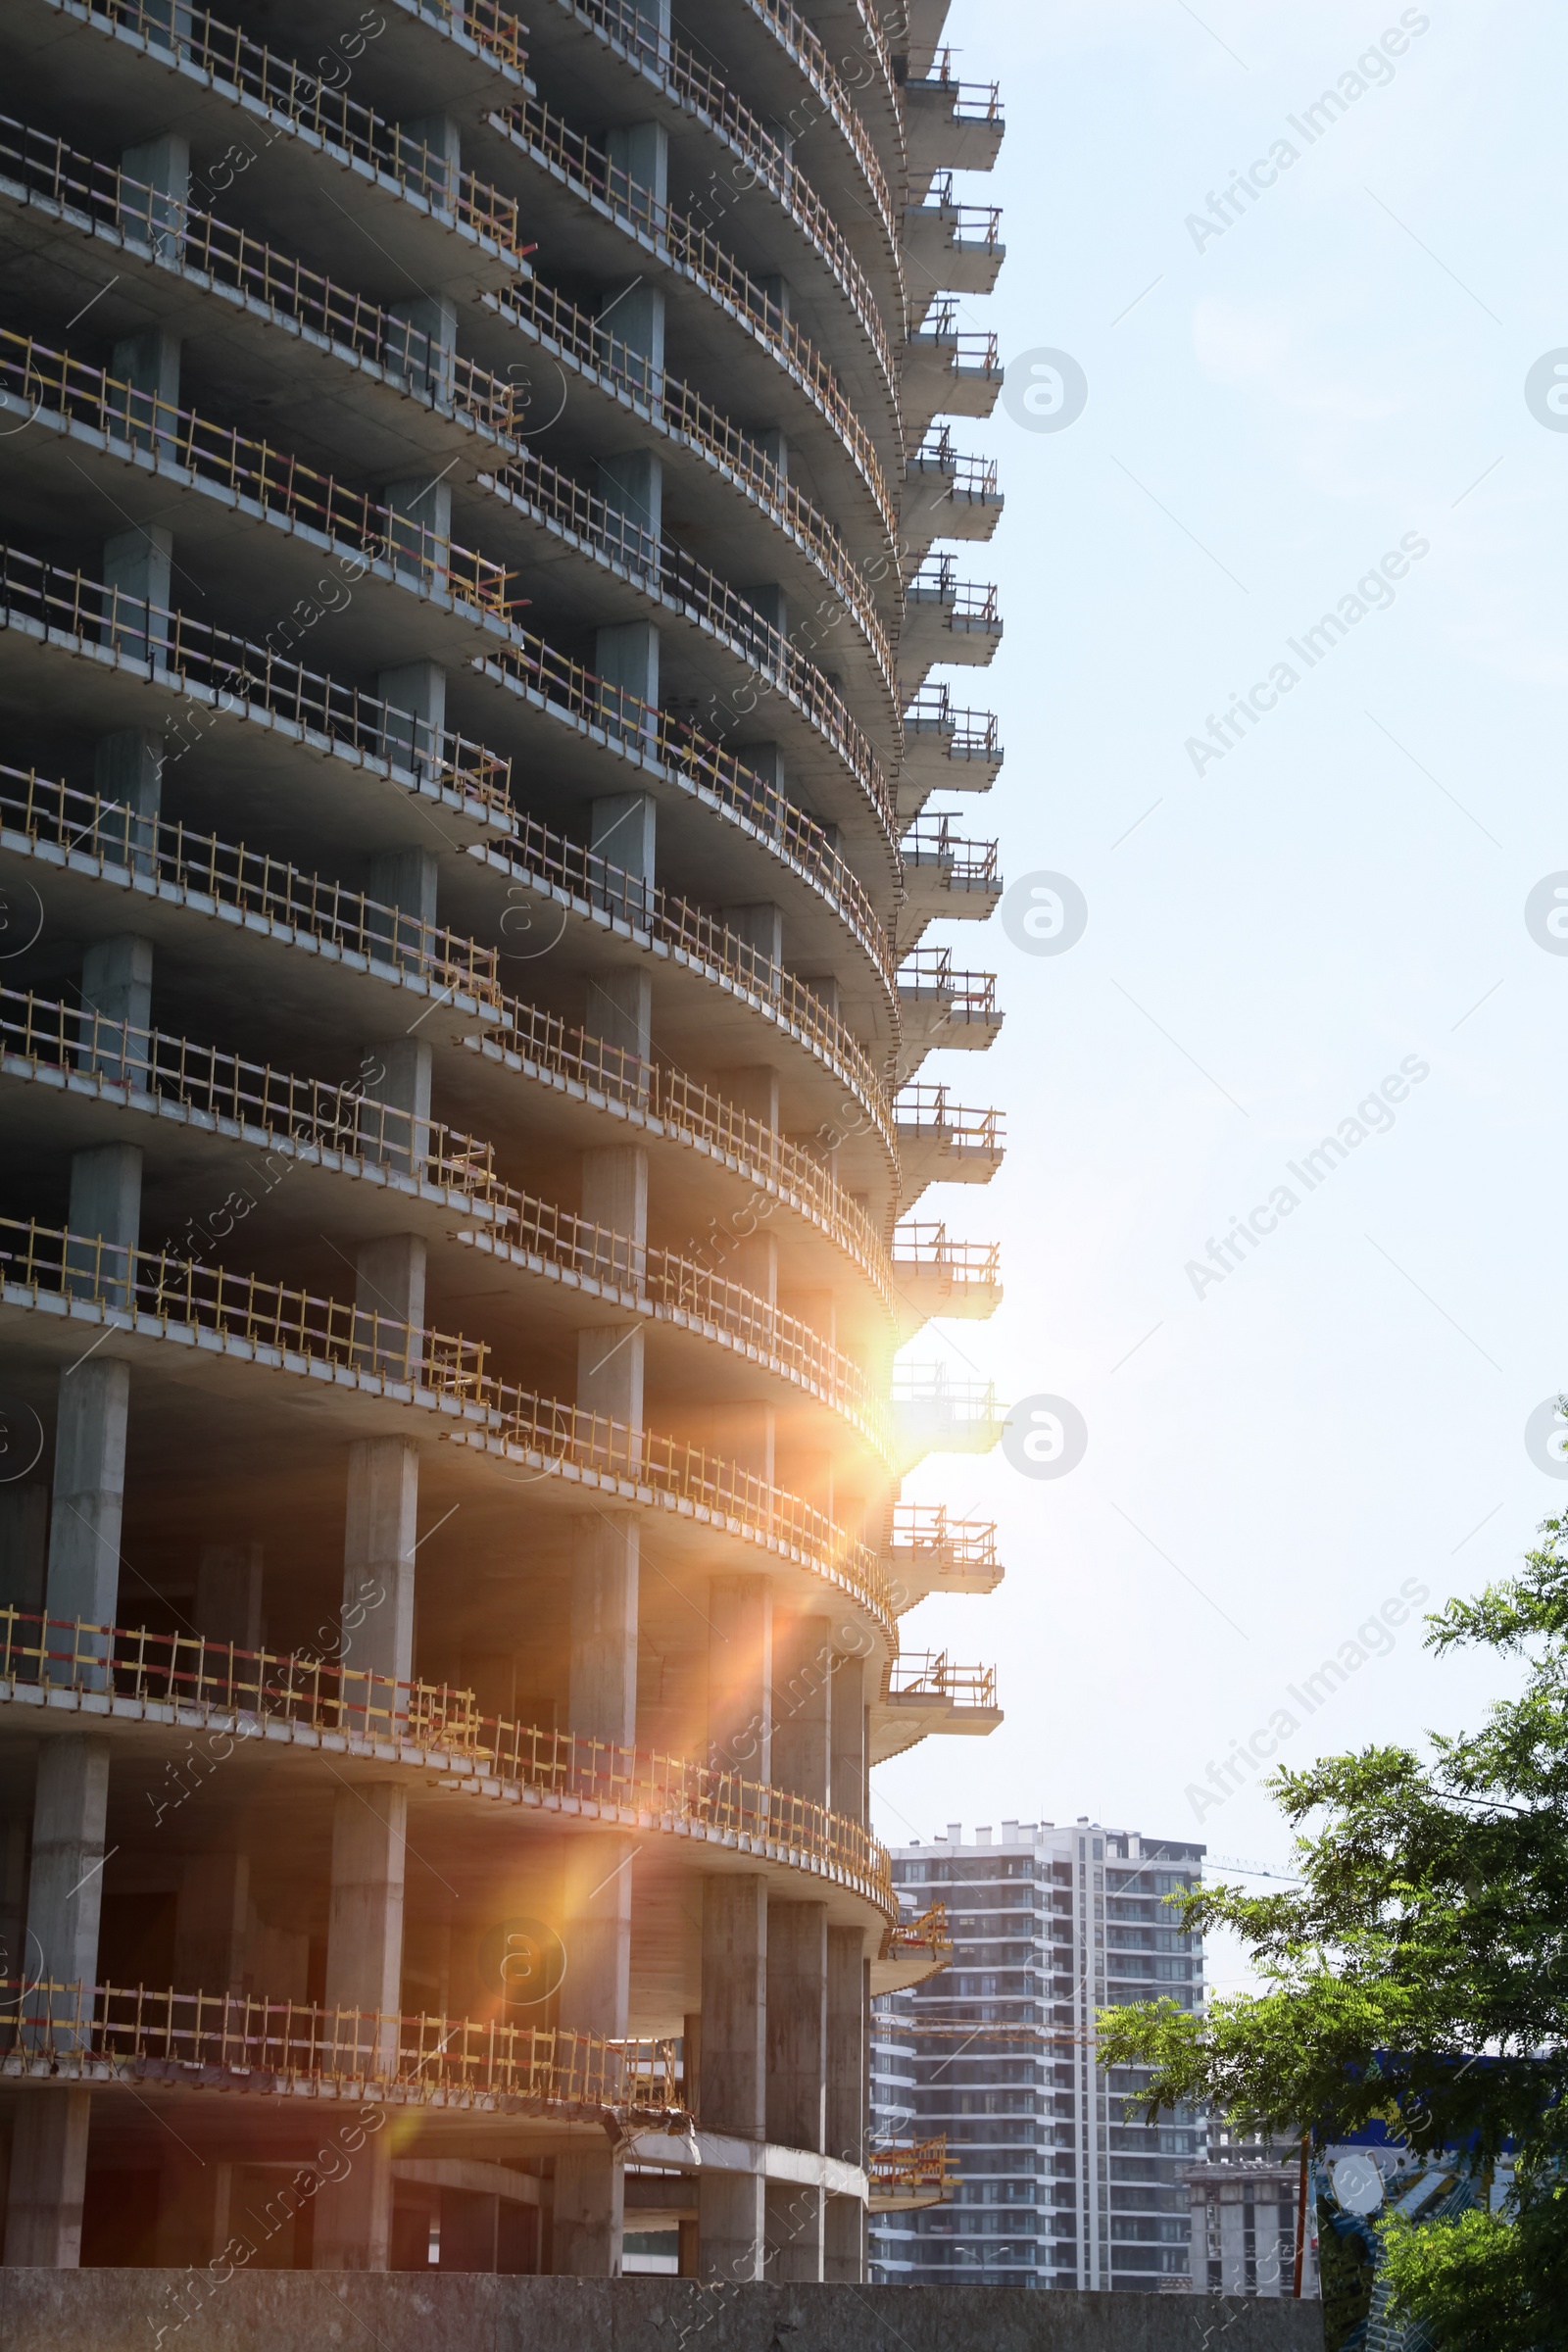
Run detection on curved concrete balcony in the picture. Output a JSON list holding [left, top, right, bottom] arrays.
[[0, 1972, 685, 2126], [482, 95, 902, 545], [890, 1226, 1003, 1343], [905, 54, 1005, 187], [490, 278, 904, 665], [870, 1651, 1002, 1764], [901, 559, 1004, 688], [902, 431, 1004, 558], [904, 303, 1003, 437], [897, 685, 1004, 822], [0, 1217, 902, 1648], [8, 0, 530, 295], [894, 1086, 1004, 1208], [475, 452, 903, 808], [886, 1506, 1003, 1608], [897, 818, 1002, 950], [896, 952, 1003, 1084], [0, 1611, 896, 1917], [868, 2136, 959, 2211], [782, 0, 905, 194], [0, 992, 897, 1458], [904, 182, 1004, 305], [891, 1367, 1004, 1469], [873, 1906, 954, 1997], [0, 762, 905, 1225]]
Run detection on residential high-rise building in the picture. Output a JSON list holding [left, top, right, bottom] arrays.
[[0, 0, 1006, 2286], [871, 1820, 1207, 2291]]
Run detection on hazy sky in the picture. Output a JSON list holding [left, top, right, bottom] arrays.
[[882, 0, 1566, 1992]]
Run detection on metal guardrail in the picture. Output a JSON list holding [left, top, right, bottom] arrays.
[[908, 428, 1000, 503], [889, 1903, 952, 1958], [891, 1224, 1001, 1284], [0, 1611, 896, 1909], [919, 175, 1004, 252], [0, 1973, 683, 2112], [887, 1653, 999, 1709], [930, 49, 1004, 123], [915, 302, 1002, 380], [0, 1218, 899, 1634], [0, 763, 898, 1294], [892, 1369, 1002, 1425], [908, 556, 1002, 625], [902, 686, 1002, 762], [893, 1086, 1004, 1154], [402, 0, 530, 72], [901, 820, 1000, 885], [868, 2135, 958, 2198], [78, 0, 529, 261], [898, 950, 1000, 1022], [0, 990, 890, 1449], [891, 1506, 999, 1575]]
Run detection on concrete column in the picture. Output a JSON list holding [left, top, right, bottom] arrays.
[[585, 969, 652, 1077], [720, 903, 784, 999], [102, 523, 172, 664], [597, 281, 665, 404], [383, 473, 452, 589], [92, 728, 162, 877], [79, 933, 154, 1079], [697, 1872, 766, 2280], [375, 659, 447, 783], [765, 1898, 826, 2278], [590, 788, 657, 907], [354, 1233, 427, 1380], [65, 1145, 141, 1309], [0, 1487, 47, 1616], [830, 1650, 867, 1828], [742, 582, 788, 650], [707, 1575, 770, 1780], [598, 450, 662, 574], [395, 113, 460, 209], [174, 1848, 247, 1993], [195, 1542, 263, 1650], [23, 1735, 110, 2027], [340, 1438, 417, 1695], [368, 843, 437, 972], [717, 1065, 780, 1133], [383, 292, 458, 405], [825, 1928, 869, 2280], [154, 2149, 229, 2269], [626, 0, 671, 59], [712, 1402, 774, 1488], [120, 132, 188, 264], [594, 619, 659, 752], [44, 1360, 129, 1670], [315, 1784, 404, 2271], [108, 325, 179, 457], [359, 1037, 432, 1182], [771, 1613, 831, 1808], [581, 1146, 648, 1289], [3, 2093, 92, 2268], [757, 274, 791, 331], [606, 122, 668, 215]]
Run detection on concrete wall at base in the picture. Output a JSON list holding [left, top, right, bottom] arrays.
[[0, 2270, 1327, 2350]]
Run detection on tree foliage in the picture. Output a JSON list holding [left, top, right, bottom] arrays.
[[1099, 1514, 1568, 2347]]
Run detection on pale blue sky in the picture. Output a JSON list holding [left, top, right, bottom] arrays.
[[880, 0, 1565, 1985]]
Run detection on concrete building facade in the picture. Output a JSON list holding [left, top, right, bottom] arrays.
[[871, 1820, 1208, 2291], [0, 0, 1005, 2283]]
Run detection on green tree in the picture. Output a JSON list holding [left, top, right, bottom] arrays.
[[1099, 1513, 1568, 2349]]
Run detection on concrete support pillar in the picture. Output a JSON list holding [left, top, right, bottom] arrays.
[[0, 1487, 47, 1616], [697, 1872, 766, 2280], [718, 1065, 780, 1132], [92, 729, 162, 877], [606, 121, 668, 214], [341, 1438, 417, 1694], [174, 1847, 248, 1993], [765, 1898, 826, 2278], [395, 113, 460, 209], [770, 1613, 831, 1808], [108, 325, 179, 456], [585, 968, 652, 1077], [360, 1038, 432, 1181], [79, 934, 154, 1090], [44, 1360, 129, 1667], [102, 523, 172, 664], [120, 132, 188, 263], [741, 583, 788, 657], [384, 292, 458, 405], [825, 1927, 869, 2279], [625, 0, 671, 59], [598, 281, 665, 404], [590, 788, 657, 905], [598, 449, 662, 564], [594, 619, 659, 751], [375, 659, 448, 783], [707, 1575, 770, 1779], [720, 902, 784, 995], [755, 428, 789, 483], [315, 1784, 404, 2271], [354, 1234, 427, 1378], [757, 274, 791, 331], [195, 1541, 263, 1650], [829, 1650, 867, 1828], [713, 1401, 774, 1487], [3, 2092, 92, 2268], [65, 1144, 142, 1308], [154, 2149, 229, 2269], [21, 1737, 109, 2013], [382, 473, 452, 588], [368, 843, 438, 973], [581, 1146, 648, 1288]]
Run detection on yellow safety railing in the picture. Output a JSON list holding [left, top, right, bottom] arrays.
[[0, 987, 894, 1451], [0, 1974, 683, 2112], [891, 1506, 999, 1579], [895, 1085, 1004, 1158], [892, 1225, 1001, 1285], [79, 0, 529, 262], [0, 1611, 895, 1910], [903, 684, 1003, 765], [889, 1903, 952, 1959], [0, 1219, 899, 1635], [886, 1653, 999, 1709], [868, 2137, 959, 2197]]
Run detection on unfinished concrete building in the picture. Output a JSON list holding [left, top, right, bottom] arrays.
[[0, 0, 1005, 2282]]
